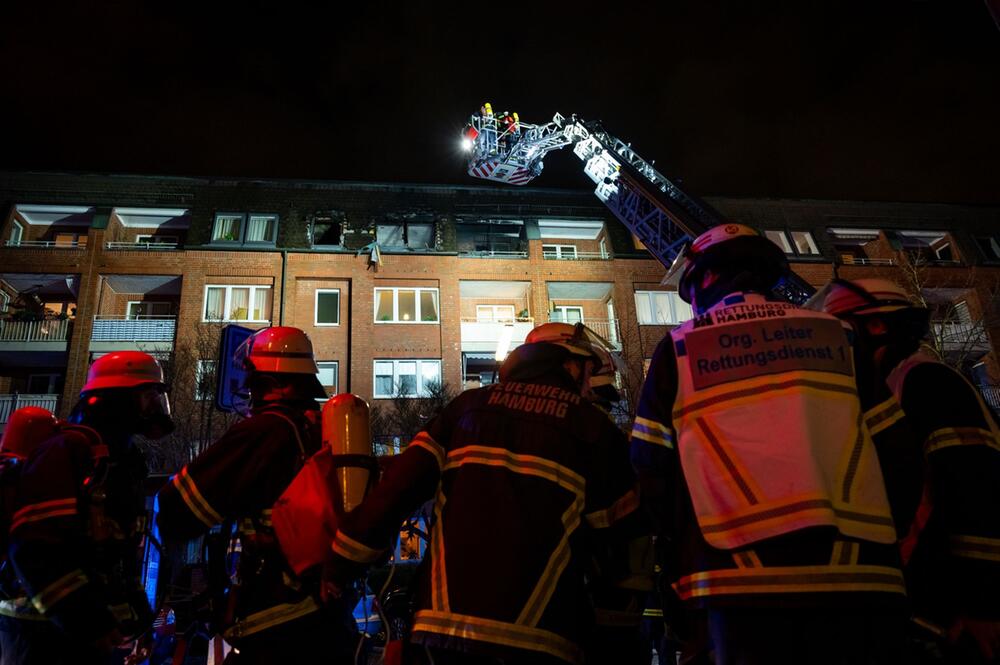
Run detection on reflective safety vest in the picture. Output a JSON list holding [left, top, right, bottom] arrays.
[[670, 293, 896, 550]]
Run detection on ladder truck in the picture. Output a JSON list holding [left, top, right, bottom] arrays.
[[461, 110, 814, 304]]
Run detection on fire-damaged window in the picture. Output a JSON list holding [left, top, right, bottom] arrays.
[[895, 230, 959, 264], [376, 214, 436, 250], [456, 219, 527, 256], [310, 212, 344, 247]]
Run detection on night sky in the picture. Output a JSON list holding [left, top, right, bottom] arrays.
[[1, 1, 997, 204]]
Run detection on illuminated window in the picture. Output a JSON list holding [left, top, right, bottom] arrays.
[[212, 213, 278, 245], [634, 291, 692, 325], [374, 288, 439, 323], [373, 359, 442, 398], [203, 285, 272, 322], [212, 214, 243, 243], [764, 230, 820, 256], [542, 244, 578, 259]]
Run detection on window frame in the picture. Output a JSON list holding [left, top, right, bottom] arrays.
[[9, 220, 23, 246], [552, 305, 584, 323], [542, 244, 578, 259], [0, 291, 9, 313], [974, 235, 1000, 263], [211, 213, 245, 244], [764, 229, 821, 257], [633, 290, 693, 326], [373, 359, 442, 399], [244, 213, 279, 245], [316, 361, 339, 393], [314, 288, 341, 327], [202, 284, 272, 323], [476, 305, 515, 322], [126, 301, 173, 319], [310, 216, 343, 247], [135, 234, 179, 246], [376, 221, 437, 250], [373, 287, 440, 324]]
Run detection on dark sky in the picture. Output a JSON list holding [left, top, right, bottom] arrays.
[[1, 1, 998, 204]]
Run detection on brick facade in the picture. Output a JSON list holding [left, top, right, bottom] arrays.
[[0, 172, 998, 423]]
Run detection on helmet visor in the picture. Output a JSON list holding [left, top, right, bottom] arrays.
[[661, 241, 691, 286]]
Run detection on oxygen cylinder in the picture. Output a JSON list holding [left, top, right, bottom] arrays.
[[322, 394, 374, 513], [0, 406, 58, 458]]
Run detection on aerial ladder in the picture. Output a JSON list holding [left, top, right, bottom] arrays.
[[461, 110, 814, 304]]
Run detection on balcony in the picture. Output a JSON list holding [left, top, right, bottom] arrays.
[[0, 394, 60, 428], [0, 319, 72, 355], [105, 241, 180, 251], [458, 250, 528, 259], [542, 249, 610, 261], [549, 316, 621, 349], [931, 321, 990, 351], [4, 239, 86, 249], [460, 318, 535, 353], [839, 256, 896, 266], [90, 316, 176, 352]]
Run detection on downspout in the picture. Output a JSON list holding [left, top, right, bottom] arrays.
[[279, 249, 288, 325]]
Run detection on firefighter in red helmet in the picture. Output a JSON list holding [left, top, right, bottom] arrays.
[[816, 278, 1000, 662], [1, 351, 173, 664], [156, 326, 357, 664], [633, 225, 908, 664], [323, 322, 648, 665]]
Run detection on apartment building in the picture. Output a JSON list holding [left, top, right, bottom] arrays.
[[1, 172, 998, 431]]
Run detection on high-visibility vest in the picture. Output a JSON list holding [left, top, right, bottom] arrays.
[[670, 293, 896, 550]]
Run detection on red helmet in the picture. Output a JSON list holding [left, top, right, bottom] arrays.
[[0, 406, 58, 458], [83, 351, 166, 394], [238, 326, 320, 375], [525, 322, 612, 362]]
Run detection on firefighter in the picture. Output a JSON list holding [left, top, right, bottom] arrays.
[[817, 278, 1000, 663], [631, 224, 908, 665], [1, 351, 173, 664], [322, 322, 647, 665], [155, 326, 357, 665]]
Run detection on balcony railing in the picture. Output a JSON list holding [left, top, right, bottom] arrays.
[[932, 321, 989, 347], [839, 256, 896, 266], [457, 250, 528, 259], [105, 241, 180, 251], [91, 316, 177, 342], [548, 316, 621, 347], [542, 251, 611, 261], [0, 394, 59, 424], [460, 318, 535, 348], [0, 318, 71, 342], [978, 384, 1000, 412], [4, 240, 86, 249]]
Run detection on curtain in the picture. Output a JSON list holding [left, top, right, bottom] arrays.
[[246, 216, 275, 243], [229, 288, 250, 321], [213, 216, 242, 242], [252, 289, 270, 321], [204, 288, 224, 320]]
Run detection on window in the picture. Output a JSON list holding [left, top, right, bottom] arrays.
[[377, 222, 435, 250], [599, 238, 609, 259], [311, 214, 342, 246], [374, 287, 439, 323], [135, 234, 179, 246], [634, 291, 693, 325], [374, 359, 442, 398], [212, 213, 278, 245], [764, 230, 820, 256], [212, 214, 243, 242], [203, 285, 272, 322], [53, 232, 86, 247], [127, 301, 173, 319], [315, 289, 341, 326], [551, 306, 583, 324], [0, 291, 9, 313], [26, 374, 60, 394], [245, 215, 277, 243], [542, 244, 578, 259], [195, 360, 216, 401], [897, 231, 958, 264], [9, 221, 23, 246], [317, 361, 339, 393], [974, 236, 1000, 262], [476, 305, 515, 322], [456, 220, 526, 255]]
